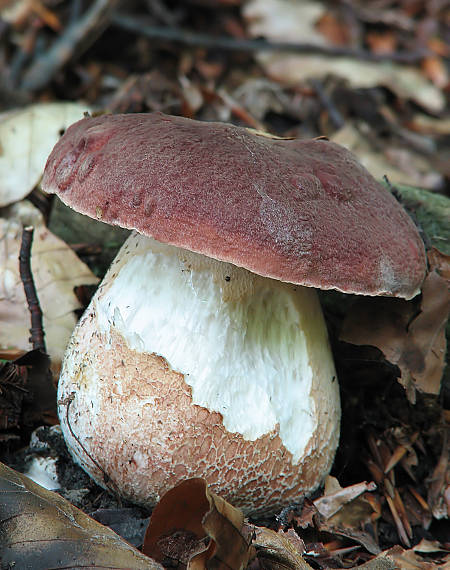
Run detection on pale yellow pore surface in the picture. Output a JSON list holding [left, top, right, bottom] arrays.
[[58, 232, 340, 513]]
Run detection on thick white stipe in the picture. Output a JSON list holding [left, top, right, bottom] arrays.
[[94, 233, 336, 463]]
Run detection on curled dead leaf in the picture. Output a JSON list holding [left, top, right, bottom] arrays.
[[313, 477, 381, 556], [249, 526, 312, 569], [143, 478, 255, 569], [314, 477, 377, 520], [340, 267, 450, 401]]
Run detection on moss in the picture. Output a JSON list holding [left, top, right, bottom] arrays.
[[383, 182, 450, 255]]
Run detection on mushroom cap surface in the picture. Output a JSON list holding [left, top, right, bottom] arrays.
[[42, 112, 426, 298]]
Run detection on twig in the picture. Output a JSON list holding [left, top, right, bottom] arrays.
[[20, 0, 120, 91], [112, 14, 430, 63], [310, 79, 345, 129], [19, 226, 46, 353], [62, 392, 119, 495]]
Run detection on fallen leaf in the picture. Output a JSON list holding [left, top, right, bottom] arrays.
[[0, 102, 89, 207], [340, 267, 450, 400], [413, 539, 450, 554], [355, 544, 450, 569], [179, 75, 204, 117], [428, 248, 450, 280], [250, 526, 312, 569], [404, 270, 450, 395], [331, 124, 442, 189], [353, 3, 415, 31], [0, 357, 27, 431], [421, 56, 449, 89], [313, 477, 381, 555], [0, 0, 32, 25], [268, 55, 444, 113], [0, 350, 57, 430], [232, 78, 297, 122], [242, 0, 445, 113], [427, 429, 450, 520], [408, 114, 450, 136], [366, 31, 398, 55], [0, 461, 162, 569], [243, 0, 327, 47], [316, 10, 351, 46], [314, 477, 377, 520], [143, 478, 255, 568], [0, 200, 98, 372], [292, 498, 320, 529]]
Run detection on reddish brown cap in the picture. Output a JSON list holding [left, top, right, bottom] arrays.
[[42, 112, 426, 299]]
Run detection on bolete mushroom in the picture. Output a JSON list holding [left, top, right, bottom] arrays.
[[42, 113, 426, 515]]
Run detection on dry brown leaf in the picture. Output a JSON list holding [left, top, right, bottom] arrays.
[[250, 526, 312, 569], [312, 477, 380, 555], [143, 478, 255, 569], [232, 79, 287, 121], [315, 11, 351, 46], [366, 31, 397, 55], [0, 461, 161, 569], [355, 544, 450, 569], [292, 498, 321, 529], [0, 201, 98, 372], [405, 271, 450, 395], [421, 56, 449, 89], [428, 248, 450, 281], [179, 75, 204, 117], [261, 55, 444, 113], [353, 4, 414, 30], [408, 114, 450, 136], [340, 268, 450, 400], [413, 539, 450, 554], [427, 429, 450, 520], [0, 350, 57, 432], [0, 102, 89, 207], [314, 477, 377, 520], [242, 0, 444, 113], [331, 124, 442, 189]]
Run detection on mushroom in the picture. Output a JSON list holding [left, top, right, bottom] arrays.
[[42, 113, 426, 515]]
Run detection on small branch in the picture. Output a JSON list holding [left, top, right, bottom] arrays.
[[112, 14, 430, 64], [19, 226, 46, 353], [20, 0, 120, 91], [62, 392, 119, 494], [310, 79, 345, 130]]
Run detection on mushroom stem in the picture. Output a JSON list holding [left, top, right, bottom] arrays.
[[58, 232, 340, 514]]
